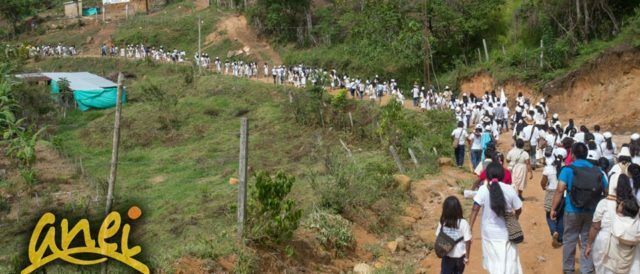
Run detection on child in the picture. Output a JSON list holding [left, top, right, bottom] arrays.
[[436, 196, 472, 274]]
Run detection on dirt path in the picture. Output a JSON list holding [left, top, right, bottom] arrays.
[[205, 14, 282, 64]]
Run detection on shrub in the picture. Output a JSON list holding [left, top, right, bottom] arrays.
[[302, 209, 354, 256], [247, 171, 302, 244]]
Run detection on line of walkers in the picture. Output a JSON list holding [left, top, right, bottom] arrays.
[[443, 90, 640, 274]]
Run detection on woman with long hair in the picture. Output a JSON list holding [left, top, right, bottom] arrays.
[[609, 146, 633, 177], [600, 132, 617, 168], [541, 151, 565, 248], [469, 163, 523, 274]]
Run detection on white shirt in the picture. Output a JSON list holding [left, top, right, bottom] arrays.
[[451, 128, 468, 146], [600, 141, 617, 160], [474, 182, 523, 241], [542, 165, 559, 190], [593, 133, 605, 147], [468, 133, 483, 150], [435, 219, 472, 258], [574, 132, 585, 143], [519, 125, 540, 146]]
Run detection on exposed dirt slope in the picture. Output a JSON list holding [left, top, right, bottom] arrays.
[[459, 72, 541, 105], [206, 14, 282, 64], [544, 46, 640, 133]]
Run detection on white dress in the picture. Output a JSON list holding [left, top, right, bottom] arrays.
[[474, 182, 524, 274], [592, 199, 617, 274]]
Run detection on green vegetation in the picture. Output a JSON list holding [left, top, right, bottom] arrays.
[[302, 209, 354, 256], [0, 57, 454, 272]]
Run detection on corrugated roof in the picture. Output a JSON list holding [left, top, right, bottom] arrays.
[[40, 72, 117, 91]]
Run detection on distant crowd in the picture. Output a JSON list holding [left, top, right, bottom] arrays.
[[28, 44, 78, 57]]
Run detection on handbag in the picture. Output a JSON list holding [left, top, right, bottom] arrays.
[[452, 130, 462, 149], [434, 224, 464, 258], [504, 212, 524, 244]]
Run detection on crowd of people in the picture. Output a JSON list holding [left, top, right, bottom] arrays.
[[27, 44, 78, 57], [440, 91, 640, 274], [100, 44, 189, 63]]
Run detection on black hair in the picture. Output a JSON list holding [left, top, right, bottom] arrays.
[[617, 174, 634, 201], [621, 198, 640, 218], [588, 140, 597, 150], [598, 157, 610, 173], [580, 125, 589, 134], [573, 142, 588, 160], [440, 196, 464, 229], [484, 147, 496, 159], [628, 164, 640, 195], [606, 137, 614, 151], [485, 162, 507, 217], [554, 154, 565, 175], [515, 139, 525, 149], [457, 121, 464, 127], [594, 125, 601, 132]]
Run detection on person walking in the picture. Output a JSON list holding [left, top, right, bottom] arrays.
[[584, 173, 626, 274], [506, 139, 533, 200], [541, 150, 564, 248], [468, 125, 483, 170], [469, 163, 524, 274], [550, 143, 608, 274], [519, 116, 541, 170], [436, 196, 472, 274], [452, 122, 468, 168]]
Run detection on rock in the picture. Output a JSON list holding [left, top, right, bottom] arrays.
[[395, 236, 406, 251], [398, 216, 416, 229], [229, 178, 239, 185], [437, 157, 453, 167], [386, 240, 398, 253], [404, 206, 422, 219], [353, 263, 372, 274], [417, 230, 435, 244], [393, 174, 411, 192]]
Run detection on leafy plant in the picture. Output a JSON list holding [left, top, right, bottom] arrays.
[[19, 168, 37, 185], [302, 209, 354, 256], [247, 171, 302, 244]]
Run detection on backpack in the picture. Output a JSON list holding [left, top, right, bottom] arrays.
[[568, 166, 604, 210], [434, 224, 464, 258]]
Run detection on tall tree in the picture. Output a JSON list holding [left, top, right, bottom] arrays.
[[0, 0, 34, 37]]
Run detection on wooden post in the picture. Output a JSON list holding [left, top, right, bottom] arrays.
[[237, 117, 249, 242], [102, 72, 124, 274], [482, 39, 489, 61], [408, 148, 419, 167], [348, 112, 354, 130], [433, 147, 438, 156], [477, 48, 482, 63], [540, 39, 544, 68], [198, 15, 202, 75], [389, 145, 405, 174], [339, 139, 353, 158], [502, 45, 506, 56]]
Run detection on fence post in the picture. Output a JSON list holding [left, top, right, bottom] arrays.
[[102, 72, 124, 274], [237, 117, 249, 243], [339, 139, 353, 158], [389, 145, 405, 174], [348, 112, 354, 130], [540, 39, 544, 68], [477, 48, 482, 63], [408, 148, 419, 167], [482, 39, 489, 61]]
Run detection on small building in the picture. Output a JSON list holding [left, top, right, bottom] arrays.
[[16, 72, 126, 111], [64, 1, 83, 18]]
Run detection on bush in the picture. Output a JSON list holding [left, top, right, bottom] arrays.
[[247, 171, 302, 244], [302, 209, 354, 256]]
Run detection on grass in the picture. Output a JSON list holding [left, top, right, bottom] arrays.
[[0, 57, 454, 272]]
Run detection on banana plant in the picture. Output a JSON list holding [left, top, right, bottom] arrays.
[[3, 119, 45, 167]]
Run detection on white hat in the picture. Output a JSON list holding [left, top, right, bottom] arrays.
[[445, 86, 450, 90], [619, 147, 632, 158], [632, 133, 640, 141], [484, 125, 491, 131], [552, 113, 559, 119], [587, 150, 599, 161], [540, 98, 545, 103], [482, 116, 491, 123], [604, 132, 612, 139], [475, 124, 483, 130], [554, 148, 567, 159], [463, 93, 467, 96]]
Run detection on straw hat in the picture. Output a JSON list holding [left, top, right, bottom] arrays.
[[618, 147, 632, 158]]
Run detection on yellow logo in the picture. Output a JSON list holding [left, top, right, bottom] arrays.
[[21, 206, 149, 274]]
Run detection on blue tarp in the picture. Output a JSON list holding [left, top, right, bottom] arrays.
[[44, 72, 126, 111], [82, 7, 99, 16]]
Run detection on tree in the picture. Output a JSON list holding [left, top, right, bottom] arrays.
[[0, 0, 34, 37]]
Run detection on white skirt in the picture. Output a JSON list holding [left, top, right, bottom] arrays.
[[482, 239, 523, 274], [628, 244, 640, 274], [593, 230, 615, 274]]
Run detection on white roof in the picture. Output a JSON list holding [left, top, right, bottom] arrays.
[[40, 72, 117, 91]]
